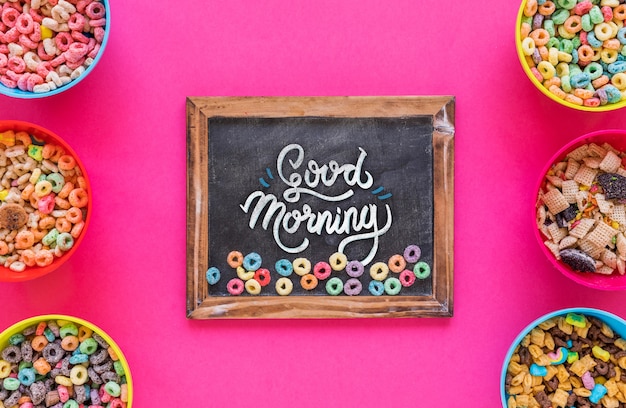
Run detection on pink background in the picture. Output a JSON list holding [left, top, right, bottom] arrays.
[[1, 0, 626, 406]]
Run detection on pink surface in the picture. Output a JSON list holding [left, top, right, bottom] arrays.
[[0, 0, 626, 406]]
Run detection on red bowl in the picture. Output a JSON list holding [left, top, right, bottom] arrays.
[[534, 129, 626, 290], [0, 121, 91, 282]]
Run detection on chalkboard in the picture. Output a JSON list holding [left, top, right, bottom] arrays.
[[186, 96, 454, 318]]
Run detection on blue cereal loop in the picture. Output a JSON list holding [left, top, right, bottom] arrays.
[[570, 72, 591, 88], [69, 353, 88, 364], [205, 267, 221, 285], [243, 252, 262, 271], [604, 85, 622, 104], [17, 367, 35, 386], [275, 259, 293, 277], [586, 30, 603, 48], [368, 280, 384, 296], [608, 61, 626, 75], [618, 28, 626, 45]]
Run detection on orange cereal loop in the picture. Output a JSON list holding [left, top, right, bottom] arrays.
[[34, 249, 53, 267], [107, 346, 119, 361], [388, 254, 406, 273], [42, 144, 56, 160], [578, 45, 594, 63], [573, 88, 594, 99], [227, 251, 243, 268], [543, 76, 561, 88], [14, 131, 30, 147], [520, 22, 531, 39], [77, 325, 92, 342], [604, 39, 621, 51], [66, 207, 83, 224], [524, 0, 538, 17], [564, 15, 582, 34], [58, 181, 74, 199], [55, 196, 71, 210], [615, 4, 626, 20], [76, 176, 87, 190], [538, 0, 555, 15], [20, 183, 34, 200], [68, 188, 88, 208], [61, 335, 79, 351], [30, 228, 45, 243], [0, 241, 8, 256], [31, 335, 48, 352], [530, 29, 550, 46], [21, 249, 36, 266], [55, 217, 71, 233], [549, 84, 567, 99], [57, 155, 76, 171], [33, 357, 51, 375], [592, 75, 609, 89], [70, 221, 84, 239], [15, 230, 34, 249], [300, 273, 318, 290], [538, 46, 548, 61], [17, 396, 31, 405], [38, 216, 55, 230]]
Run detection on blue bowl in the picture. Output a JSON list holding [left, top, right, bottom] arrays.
[[0, 0, 110, 99], [500, 308, 626, 407]]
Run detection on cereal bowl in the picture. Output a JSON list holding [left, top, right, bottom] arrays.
[[0, 120, 91, 282], [0, 314, 132, 407], [501, 308, 626, 407], [0, 0, 110, 99], [516, 0, 626, 112]]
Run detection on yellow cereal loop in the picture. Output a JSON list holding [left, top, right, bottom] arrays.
[[236, 266, 255, 281]]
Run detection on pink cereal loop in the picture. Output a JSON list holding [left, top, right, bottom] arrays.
[[65, 42, 88, 63], [19, 34, 38, 50], [0, 54, 7, 68], [88, 17, 106, 28], [70, 30, 89, 44], [0, 75, 17, 89], [26, 73, 43, 92], [1, 7, 19, 28], [85, 1, 105, 19], [7, 57, 26, 74], [15, 13, 34, 34], [29, 22, 42, 42], [67, 12, 85, 31], [55, 32, 73, 52]]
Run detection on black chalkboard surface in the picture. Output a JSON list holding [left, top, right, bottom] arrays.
[[187, 96, 454, 318]]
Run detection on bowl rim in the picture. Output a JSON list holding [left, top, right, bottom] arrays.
[[515, 0, 626, 112], [0, 120, 92, 282], [0, 314, 132, 406], [500, 307, 626, 407], [533, 129, 626, 290], [0, 0, 110, 99]]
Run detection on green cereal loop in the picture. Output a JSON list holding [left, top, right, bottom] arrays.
[[547, 37, 560, 49], [18, 361, 32, 371], [78, 337, 98, 355], [46, 173, 65, 193], [325, 277, 343, 296], [543, 20, 555, 37], [589, 6, 604, 24], [56, 232, 74, 251], [113, 360, 125, 376], [569, 63, 583, 76], [581, 14, 593, 32], [104, 381, 121, 397], [3, 377, 19, 391], [59, 323, 78, 338], [8, 333, 24, 345], [584, 62, 604, 80], [521, 15, 532, 26], [559, 39, 573, 54], [384, 277, 402, 295], [556, 0, 576, 9], [552, 9, 570, 25], [42, 228, 59, 247], [413, 261, 431, 279], [570, 36, 581, 50], [63, 400, 79, 408], [562, 75, 572, 92]]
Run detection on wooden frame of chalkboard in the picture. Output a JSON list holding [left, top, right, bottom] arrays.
[[186, 96, 454, 319]]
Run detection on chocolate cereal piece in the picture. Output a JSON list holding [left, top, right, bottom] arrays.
[[0, 203, 27, 230], [560, 248, 596, 272], [598, 172, 626, 200]]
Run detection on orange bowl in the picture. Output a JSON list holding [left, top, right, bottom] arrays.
[[0, 121, 91, 282], [534, 129, 626, 290]]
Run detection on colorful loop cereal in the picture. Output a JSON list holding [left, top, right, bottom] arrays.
[[242, 252, 262, 271], [313, 261, 332, 280], [300, 273, 318, 291], [244, 278, 262, 295], [236, 266, 255, 281], [205, 267, 221, 285], [369, 262, 389, 281], [292, 257, 311, 276], [343, 278, 362, 296], [345, 260, 364, 277], [384, 277, 402, 295], [387, 254, 406, 273], [403, 245, 421, 263], [275, 277, 293, 296], [227, 278, 244, 296], [368, 280, 384, 296], [328, 252, 347, 271], [413, 261, 431, 279], [275, 258, 293, 277], [399, 269, 416, 287], [253, 268, 271, 287], [325, 277, 343, 296], [226, 250, 243, 268]]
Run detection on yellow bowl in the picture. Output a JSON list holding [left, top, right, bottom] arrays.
[[0, 314, 132, 407], [515, 0, 626, 112]]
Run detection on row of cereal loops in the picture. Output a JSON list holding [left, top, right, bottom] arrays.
[[505, 313, 626, 408], [519, 0, 626, 107], [205, 245, 432, 296], [0, 320, 128, 408], [537, 141, 626, 275], [0, 0, 107, 93], [0, 130, 87, 272]]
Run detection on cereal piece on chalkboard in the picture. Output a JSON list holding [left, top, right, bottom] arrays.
[[573, 165, 598, 187], [542, 189, 570, 215]]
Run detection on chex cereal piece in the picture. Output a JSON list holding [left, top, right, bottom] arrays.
[[597, 265, 615, 275], [565, 158, 581, 180], [558, 235, 578, 250], [561, 180, 579, 203], [613, 204, 626, 226], [548, 222, 568, 243], [570, 218, 596, 239], [567, 144, 589, 161], [546, 175, 563, 188], [543, 189, 570, 214], [601, 249, 618, 269], [544, 240, 561, 258], [578, 237, 604, 259], [600, 150, 623, 173], [602, 142, 620, 156], [583, 156, 602, 169], [589, 143, 608, 158], [616, 233, 626, 258], [574, 165, 599, 187], [595, 193, 615, 215], [586, 222, 619, 249]]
